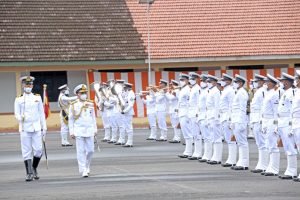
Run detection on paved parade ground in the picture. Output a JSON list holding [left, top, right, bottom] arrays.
[[0, 129, 299, 200]]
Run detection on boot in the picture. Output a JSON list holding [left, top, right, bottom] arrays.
[[169, 128, 181, 143], [178, 138, 192, 158], [199, 142, 212, 162], [265, 152, 280, 176], [24, 159, 34, 182], [124, 134, 133, 147], [103, 128, 111, 141], [223, 143, 237, 166], [157, 130, 167, 141], [32, 156, 41, 180], [252, 149, 269, 173], [61, 133, 72, 146], [208, 142, 223, 164], [279, 155, 297, 179], [190, 139, 202, 159], [147, 127, 157, 140]]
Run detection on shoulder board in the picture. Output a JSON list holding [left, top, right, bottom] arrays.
[[70, 99, 78, 105], [87, 99, 94, 103], [34, 93, 40, 96], [17, 94, 23, 98]]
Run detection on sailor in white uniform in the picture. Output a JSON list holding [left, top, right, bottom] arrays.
[[277, 73, 297, 179], [292, 70, 300, 182], [14, 76, 47, 181], [205, 75, 222, 165], [260, 74, 280, 176], [166, 80, 181, 143], [69, 84, 97, 178], [187, 72, 202, 160], [58, 84, 78, 147], [218, 74, 236, 167], [230, 75, 249, 170], [178, 73, 192, 158], [250, 74, 268, 173], [198, 74, 212, 163], [121, 82, 136, 147], [155, 79, 168, 141]]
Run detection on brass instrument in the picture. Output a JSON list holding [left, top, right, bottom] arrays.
[[135, 91, 150, 96], [91, 81, 110, 111], [111, 81, 125, 112]]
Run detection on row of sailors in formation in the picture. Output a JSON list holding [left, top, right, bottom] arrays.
[[138, 71, 300, 182]]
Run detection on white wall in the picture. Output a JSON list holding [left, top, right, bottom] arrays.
[[0, 72, 16, 113]]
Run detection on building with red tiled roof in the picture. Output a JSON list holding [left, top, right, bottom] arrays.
[[0, 0, 299, 129]]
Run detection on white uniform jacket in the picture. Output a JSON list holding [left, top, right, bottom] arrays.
[[219, 85, 235, 122], [177, 85, 190, 118], [122, 90, 136, 115], [250, 87, 266, 123], [142, 93, 156, 115], [231, 87, 249, 124], [188, 84, 200, 118], [69, 99, 97, 137], [197, 87, 208, 121], [14, 93, 47, 133], [165, 90, 179, 114], [278, 87, 294, 128], [261, 88, 279, 120], [292, 88, 300, 129], [155, 92, 167, 112], [206, 86, 221, 120]]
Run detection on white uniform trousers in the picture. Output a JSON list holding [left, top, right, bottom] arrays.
[[209, 119, 223, 162], [222, 120, 237, 165], [102, 114, 111, 140], [116, 113, 126, 144], [293, 128, 300, 178], [252, 122, 269, 170], [147, 113, 157, 139], [263, 119, 280, 174], [20, 131, 43, 160], [109, 113, 125, 142], [157, 111, 167, 140], [75, 136, 94, 174], [123, 114, 134, 145], [180, 116, 192, 156], [199, 119, 212, 161], [190, 117, 202, 158], [170, 113, 181, 141], [233, 123, 249, 167], [60, 116, 71, 145], [279, 126, 297, 176]]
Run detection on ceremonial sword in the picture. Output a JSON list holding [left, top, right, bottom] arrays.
[[43, 137, 48, 169], [94, 136, 101, 152]]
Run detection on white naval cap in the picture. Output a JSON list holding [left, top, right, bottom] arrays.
[[253, 74, 266, 82], [265, 74, 279, 84], [116, 79, 125, 84], [179, 73, 189, 80], [170, 79, 179, 85], [124, 82, 133, 88], [206, 74, 219, 82], [20, 76, 35, 84], [159, 79, 168, 85], [200, 74, 208, 81], [189, 72, 200, 79], [73, 84, 88, 94], [58, 84, 69, 91], [278, 72, 294, 81], [234, 74, 247, 83], [221, 73, 234, 81]]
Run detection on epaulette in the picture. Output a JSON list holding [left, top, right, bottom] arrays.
[[70, 99, 78, 105], [87, 99, 94, 103], [34, 93, 40, 96]]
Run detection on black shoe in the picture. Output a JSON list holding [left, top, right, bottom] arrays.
[[32, 156, 41, 180], [146, 138, 156, 141], [261, 171, 266, 175], [231, 166, 249, 170], [293, 178, 300, 182], [178, 155, 189, 158], [198, 158, 208, 163], [115, 142, 125, 145], [279, 175, 296, 180], [156, 139, 167, 142], [207, 160, 221, 165], [221, 163, 236, 167], [107, 140, 116, 144], [251, 169, 264, 173], [264, 172, 278, 176], [123, 144, 133, 147], [24, 160, 34, 182], [182, 142, 186, 146], [188, 156, 201, 160], [101, 139, 108, 142], [169, 140, 181, 143]]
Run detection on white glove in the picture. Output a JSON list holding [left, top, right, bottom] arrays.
[[288, 129, 294, 137]]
